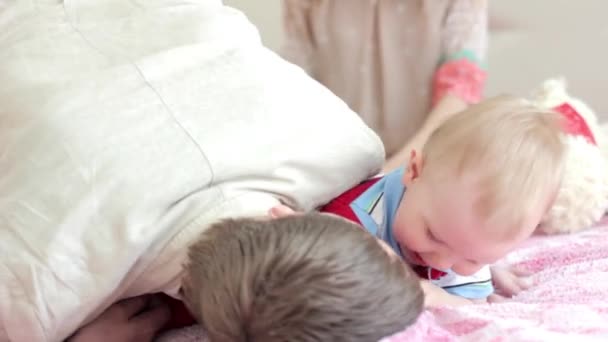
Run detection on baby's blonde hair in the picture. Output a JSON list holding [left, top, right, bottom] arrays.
[[422, 95, 566, 235]]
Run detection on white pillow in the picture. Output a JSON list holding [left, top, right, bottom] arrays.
[[0, 1, 384, 341]]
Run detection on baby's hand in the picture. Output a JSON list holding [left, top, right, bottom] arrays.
[[488, 265, 533, 303], [67, 295, 170, 342]]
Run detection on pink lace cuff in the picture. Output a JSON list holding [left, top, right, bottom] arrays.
[[432, 58, 487, 106]]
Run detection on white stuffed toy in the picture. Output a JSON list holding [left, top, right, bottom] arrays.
[[531, 78, 608, 234]]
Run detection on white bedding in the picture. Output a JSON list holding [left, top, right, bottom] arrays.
[[0, 1, 384, 341]]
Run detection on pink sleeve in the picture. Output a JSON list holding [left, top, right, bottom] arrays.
[[432, 0, 488, 106]]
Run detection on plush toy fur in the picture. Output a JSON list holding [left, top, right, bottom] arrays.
[[531, 78, 608, 234]]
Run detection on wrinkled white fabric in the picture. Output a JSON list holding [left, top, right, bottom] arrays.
[[0, 1, 384, 341]]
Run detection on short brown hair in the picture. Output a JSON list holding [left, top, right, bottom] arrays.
[[182, 213, 423, 342]]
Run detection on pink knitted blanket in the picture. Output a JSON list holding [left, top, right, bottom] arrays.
[[157, 220, 608, 342]]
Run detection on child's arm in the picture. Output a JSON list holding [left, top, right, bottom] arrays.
[[384, 0, 488, 172], [431, 0, 488, 106], [422, 265, 533, 307], [428, 266, 495, 301], [420, 280, 473, 307], [66, 295, 170, 342]]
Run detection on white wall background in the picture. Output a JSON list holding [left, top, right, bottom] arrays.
[[486, 0, 608, 118], [223, 0, 282, 50], [224, 0, 608, 118]]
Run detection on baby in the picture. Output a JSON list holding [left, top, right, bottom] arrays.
[[273, 95, 565, 303]]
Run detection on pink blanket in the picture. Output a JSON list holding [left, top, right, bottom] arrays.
[[157, 220, 608, 342]]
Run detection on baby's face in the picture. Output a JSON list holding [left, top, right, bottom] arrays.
[[392, 171, 542, 276]]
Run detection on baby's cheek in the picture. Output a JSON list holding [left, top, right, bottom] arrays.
[[394, 225, 425, 252], [394, 208, 427, 250]]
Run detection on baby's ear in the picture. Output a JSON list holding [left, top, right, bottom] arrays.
[[403, 150, 424, 186]]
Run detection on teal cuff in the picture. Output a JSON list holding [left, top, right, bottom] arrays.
[[440, 49, 487, 70]]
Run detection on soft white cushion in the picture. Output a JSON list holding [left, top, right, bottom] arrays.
[[0, 1, 384, 341]]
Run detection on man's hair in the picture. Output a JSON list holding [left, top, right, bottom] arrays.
[[423, 95, 566, 234], [182, 213, 423, 342]]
